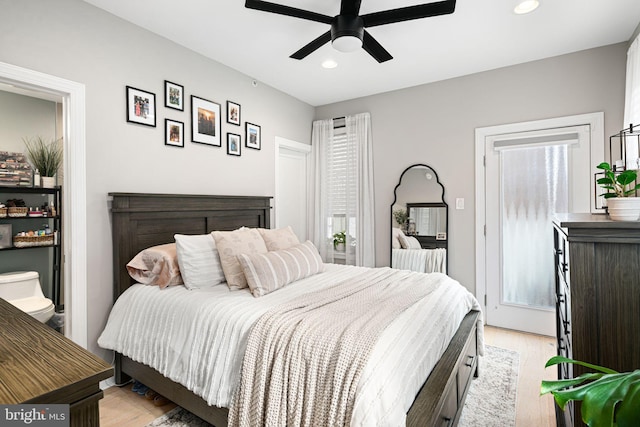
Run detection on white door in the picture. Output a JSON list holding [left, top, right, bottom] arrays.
[[481, 120, 599, 336], [275, 137, 311, 241]]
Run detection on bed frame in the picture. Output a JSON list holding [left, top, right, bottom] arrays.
[[109, 192, 479, 427]]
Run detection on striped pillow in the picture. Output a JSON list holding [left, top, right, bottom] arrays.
[[237, 240, 325, 297]]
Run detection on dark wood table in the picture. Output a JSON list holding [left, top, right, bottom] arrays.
[[0, 298, 112, 427]]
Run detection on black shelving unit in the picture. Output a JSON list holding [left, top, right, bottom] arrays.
[[0, 185, 62, 309]]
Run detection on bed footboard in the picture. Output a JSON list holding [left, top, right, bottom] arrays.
[[406, 310, 480, 427]]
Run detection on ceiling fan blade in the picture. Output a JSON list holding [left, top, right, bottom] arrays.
[[340, 0, 362, 17], [362, 0, 456, 28], [245, 0, 332, 24], [290, 31, 332, 60], [362, 30, 393, 63]]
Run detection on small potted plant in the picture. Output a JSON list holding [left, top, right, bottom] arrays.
[[23, 136, 63, 188], [332, 231, 346, 252], [596, 162, 640, 221], [393, 208, 408, 231], [541, 355, 640, 427]]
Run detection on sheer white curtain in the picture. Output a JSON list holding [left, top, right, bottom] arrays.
[[309, 113, 375, 267], [624, 35, 640, 128]]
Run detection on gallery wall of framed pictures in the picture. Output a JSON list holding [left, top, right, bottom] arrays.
[[125, 80, 263, 157]]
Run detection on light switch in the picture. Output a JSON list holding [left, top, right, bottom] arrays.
[[456, 198, 464, 210]]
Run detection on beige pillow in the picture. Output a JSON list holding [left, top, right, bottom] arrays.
[[237, 240, 324, 297], [126, 243, 183, 289], [212, 228, 268, 290], [392, 227, 405, 249], [258, 226, 300, 251]]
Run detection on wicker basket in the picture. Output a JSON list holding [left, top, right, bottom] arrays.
[[13, 234, 54, 248], [8, 207, 28, 217], [0, 207, 6, 218]]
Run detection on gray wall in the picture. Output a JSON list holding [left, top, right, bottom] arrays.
[[1, 0, 315, 357], [315, 43, 628, 293]]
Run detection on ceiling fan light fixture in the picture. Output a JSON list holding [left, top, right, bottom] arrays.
[[332, 36, 363, 52], [514, 0, 539, 14], [331, 15, 364, 53]]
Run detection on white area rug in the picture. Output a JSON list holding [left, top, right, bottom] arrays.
[[146, 344, 520, 427], [459, 345, 520, 427]]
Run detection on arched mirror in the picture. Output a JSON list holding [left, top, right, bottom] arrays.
[[390, 164, 448, 273]]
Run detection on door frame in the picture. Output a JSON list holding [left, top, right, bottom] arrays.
[[474, 112, 604, 327], [274, 136, 311, 236], [0, 61, 87, 348]]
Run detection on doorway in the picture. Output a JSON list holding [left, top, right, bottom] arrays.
[[475, 113, 604, 336], [0, 61, 87, 347], [275, 136, 311, 241]]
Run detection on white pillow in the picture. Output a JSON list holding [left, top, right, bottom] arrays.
[[398, 233, 422, 249], [392, 228, 405, 249], [174, 233, 226, 289]]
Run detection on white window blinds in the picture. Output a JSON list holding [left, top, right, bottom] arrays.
[[625, 35, 640, 127]]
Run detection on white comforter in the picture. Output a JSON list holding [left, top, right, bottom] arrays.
[[98, 264, 483, 426], [392, 248, 447, 274]]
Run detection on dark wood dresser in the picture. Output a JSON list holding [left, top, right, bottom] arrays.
[[552, 214, 640, 427], [0, 298, 112, 427]]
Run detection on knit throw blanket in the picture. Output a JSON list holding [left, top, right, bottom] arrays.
[[228, 267, 440, 427]]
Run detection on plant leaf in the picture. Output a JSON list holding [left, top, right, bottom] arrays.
[[616, 171, 638, 186], [616, 374, 640, 427], [544, 356, 618, 374], [597, 162, 612, 171], [597, 177, 614, 185], [541, 373, 603, 396]]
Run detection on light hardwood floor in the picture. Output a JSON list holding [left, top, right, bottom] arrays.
[[99, 325, 557, 427]]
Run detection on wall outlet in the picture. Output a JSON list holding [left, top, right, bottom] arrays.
[[456, 198, 464, 210]]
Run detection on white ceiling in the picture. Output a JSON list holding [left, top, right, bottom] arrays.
[[82, 0, 640, 106]]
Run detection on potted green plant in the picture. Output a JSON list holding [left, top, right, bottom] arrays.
[[393, 208, 408, 230], [596, 162, 640, 221], [23, 136, 63, 188], [541, 356, 640, 427], [332, 231, 346, 252]]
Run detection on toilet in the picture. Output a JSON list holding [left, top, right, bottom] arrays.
[[0, 271, 55, 323]]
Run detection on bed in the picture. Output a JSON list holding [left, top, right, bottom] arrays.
[[391, 228, 447, 274], [103, 192, 482, 426]]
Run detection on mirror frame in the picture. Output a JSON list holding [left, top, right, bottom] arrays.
[[390, 164, 448, 269]]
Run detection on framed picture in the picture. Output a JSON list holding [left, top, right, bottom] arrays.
[[226, 100, 241, 126], [165, 119, 184, 148], [165, 80, 184, 111], [191, 95, 221, 146], [227, 133, 241, 156], [245, 122, 261, 150], [126, 86, 156, 127], [0, 224, 12, 249]]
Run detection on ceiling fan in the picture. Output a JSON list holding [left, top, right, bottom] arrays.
[[244, 0, 457, 63]]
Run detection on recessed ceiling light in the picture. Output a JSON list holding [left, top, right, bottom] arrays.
[[322, 60, 338, 69], [514, 0, 539, 14]]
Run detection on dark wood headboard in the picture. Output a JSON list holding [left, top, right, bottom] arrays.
[[109, 193, 272, 299]]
